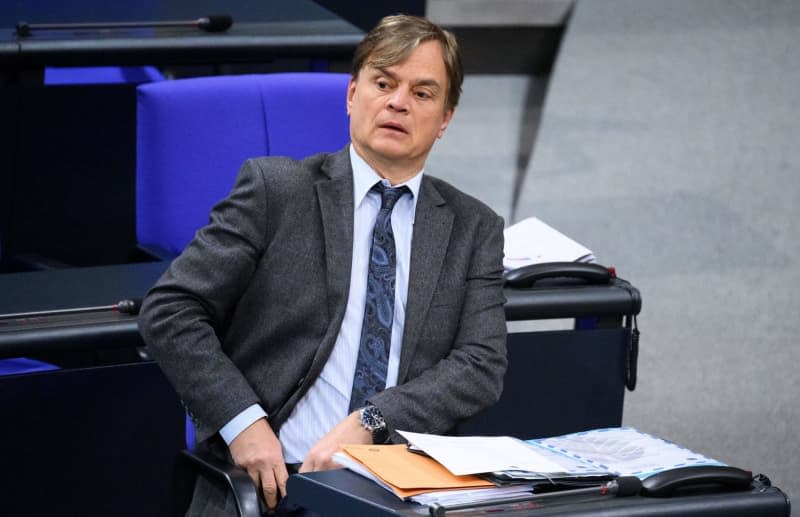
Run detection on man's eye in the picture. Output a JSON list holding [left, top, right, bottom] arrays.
[[376, 80, 389, 89], [415, 91, 431, 99]]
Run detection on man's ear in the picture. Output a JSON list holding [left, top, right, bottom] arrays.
[[346, 77, 357, 115], [437, 107, 455, 138]]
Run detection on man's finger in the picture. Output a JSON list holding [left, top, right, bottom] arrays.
[[245, 467, 261, 492], [299, 456, 319, 474], [275, 463, 290, 498], [261, 474, 280, 510]]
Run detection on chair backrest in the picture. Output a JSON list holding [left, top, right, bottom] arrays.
[[135, 73, 351, 256]]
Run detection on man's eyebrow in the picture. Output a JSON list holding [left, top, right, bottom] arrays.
[[371, 67, 396, 80], [413, 79, 441, 90], [373, 67, 442, 90]]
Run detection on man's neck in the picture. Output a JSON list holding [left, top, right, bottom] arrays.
[[351, 143, 424, 186]]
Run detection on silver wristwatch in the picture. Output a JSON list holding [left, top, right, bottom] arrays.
[[359, 404, 388, 444]]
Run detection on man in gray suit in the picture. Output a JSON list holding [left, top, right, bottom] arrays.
[[139, 14, 507, 515]]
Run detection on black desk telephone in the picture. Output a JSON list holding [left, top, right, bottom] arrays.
[[640, 466, 753, 497]]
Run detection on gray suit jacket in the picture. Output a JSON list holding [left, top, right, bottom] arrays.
[[139, 145, 507, 447]]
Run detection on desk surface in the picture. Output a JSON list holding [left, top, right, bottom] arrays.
[[0, 261, 641, 358], [0, 0, 363, 67], [287, 469, 791, 517], [0, 260, 168, 313], [0, 262, 640, 318], [0, 261, 168, 357]]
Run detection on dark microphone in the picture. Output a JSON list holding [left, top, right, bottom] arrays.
[[197, 15, 234, 32], [114, 298, 143, 315], [15, 15, 233, 37], [0, 298, 142, 320]]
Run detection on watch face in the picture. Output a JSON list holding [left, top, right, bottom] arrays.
[[360, 406, 389, 444], [360, 405, 385, 431]]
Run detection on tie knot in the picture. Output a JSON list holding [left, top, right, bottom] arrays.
[[373, 183, 410, 211]]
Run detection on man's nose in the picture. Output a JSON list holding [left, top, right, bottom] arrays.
[[387, 88, 410, 112]]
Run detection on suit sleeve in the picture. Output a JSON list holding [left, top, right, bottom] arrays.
[[370, 211, 508, 437], [138, 159, 270, 437]]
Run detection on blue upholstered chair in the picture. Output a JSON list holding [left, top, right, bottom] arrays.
[[135, 73, 351, 259], [135, 73, 351, 516]]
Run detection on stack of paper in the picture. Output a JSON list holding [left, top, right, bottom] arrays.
[[399, 427, 726, 482], [503, 216, 596, 271], [398, 431, 609, 480], [410, 485, 535, 507], [333, 444, 493, 498], [332, 433, 608, 506], [334, 427, 727, 508]]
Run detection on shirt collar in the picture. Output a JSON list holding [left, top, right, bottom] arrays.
[[349, 144, 423, 209]]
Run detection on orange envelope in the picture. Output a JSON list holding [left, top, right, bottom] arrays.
[[341, 444, 494, 498]]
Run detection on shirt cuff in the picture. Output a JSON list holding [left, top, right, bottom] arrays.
[[219, 404, 268, 445]]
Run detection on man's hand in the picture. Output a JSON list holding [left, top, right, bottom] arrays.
[[300, 411, 372, 472], [228, 418, 288, 511]]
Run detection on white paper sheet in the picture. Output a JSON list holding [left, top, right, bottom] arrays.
[[398, 431, 566, 476], [503, 216, 595, 270]]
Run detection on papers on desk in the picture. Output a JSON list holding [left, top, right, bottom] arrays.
[[398, 431, 589, 476], [531, 427, 727, 479], [332, 445, 534, 506], [503, 216, 596, 271], [398, 430, 609, 479], [410, 484, 535, 507], [332, 444, 493, 499], [334, 427, 728, 507], [399, 427, 726, 481]]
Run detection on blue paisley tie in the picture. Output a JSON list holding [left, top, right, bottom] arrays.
[[349, 183, 410, 412]]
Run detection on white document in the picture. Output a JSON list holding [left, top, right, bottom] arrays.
[[503, 216, 595, 271], [399, 427, 725, 481], [531, 427, 726, 479], [398, 431, 566, 476], [410, 485, 534, 507]]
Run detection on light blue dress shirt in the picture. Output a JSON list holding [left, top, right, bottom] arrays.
[[220, 145, 421, 463]]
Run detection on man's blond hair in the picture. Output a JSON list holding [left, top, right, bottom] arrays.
[[352, 14, 463, 110]]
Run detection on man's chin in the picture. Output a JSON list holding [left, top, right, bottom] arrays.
[[365, 142, 414, 162]]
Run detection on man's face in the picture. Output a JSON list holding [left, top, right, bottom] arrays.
[[347, 40, 455, 179]]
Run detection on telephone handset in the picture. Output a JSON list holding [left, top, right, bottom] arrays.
[[503, 261, 612, 288], [640, 466, 753, 497]]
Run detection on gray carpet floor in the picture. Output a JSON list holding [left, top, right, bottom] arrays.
[[427, 0, 799, 501]]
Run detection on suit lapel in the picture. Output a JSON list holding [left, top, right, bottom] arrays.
[[399, 177, 453, 382], [274, 149, 355, 426], [313, 149, 354, 357]]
